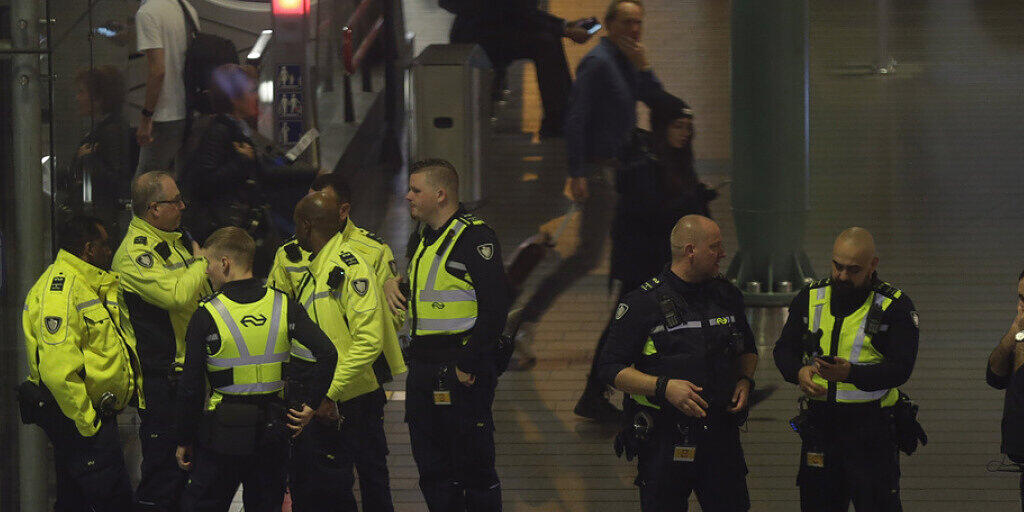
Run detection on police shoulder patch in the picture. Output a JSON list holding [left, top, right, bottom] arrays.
[[339, 251, 360, 266], [352, 278, 369, 296], [360, 229, 386, 245], [476, 243, 494, 260], [810, 277, 831, 289], [910, 310, 919, 328], [133, 235, 148, 245], [50, 275, 65, 292], [44, 316, 62, 335], [136, 253, 154, 268], [615, 303, 629, 320], [640, 277, 661, 292]]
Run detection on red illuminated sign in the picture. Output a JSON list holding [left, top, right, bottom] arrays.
[[272, 0, 309, 16]]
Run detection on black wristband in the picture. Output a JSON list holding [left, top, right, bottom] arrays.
[[141, 108, 154, 118], [738, 375, 755, 390], [654, 376, 670, 404]]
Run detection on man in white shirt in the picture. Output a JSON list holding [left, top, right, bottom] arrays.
[[135, 0, 198, 175]]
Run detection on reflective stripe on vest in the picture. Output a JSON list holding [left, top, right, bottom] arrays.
[[808, 283, 899, 406], [203, 289, 289, 397], [411, 218, 480, 336]]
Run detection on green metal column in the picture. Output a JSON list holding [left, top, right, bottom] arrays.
[[727, 0, 814, 306]]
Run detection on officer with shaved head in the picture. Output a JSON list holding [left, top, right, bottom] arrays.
[[596, 214, 757, 511], [774, 227, 921, 511]]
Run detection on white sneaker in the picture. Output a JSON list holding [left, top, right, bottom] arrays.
[[508, 321, 537, 371]]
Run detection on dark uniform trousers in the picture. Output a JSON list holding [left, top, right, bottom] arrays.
[[37, 402, 133, 512], [136, 373, 187, 511], [179, 435, 289, 512], [288, 387, 394, 512], [636, 417, 749, 512], [406, 359, 501, 512], [798, 402, 901, 512]]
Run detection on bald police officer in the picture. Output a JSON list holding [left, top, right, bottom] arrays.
[[267, 172, 405, 511], [597, 215, 756, 512], [20, 215, 140, 511], [774, 227, 920, 511], [112, 170, 211, 511], [287, 192, 395, 511]]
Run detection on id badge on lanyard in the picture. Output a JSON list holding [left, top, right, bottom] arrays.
[[673, 425, 697, 463], [433, 366, 452, 406]]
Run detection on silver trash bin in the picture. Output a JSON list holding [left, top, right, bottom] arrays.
[[410, 44, 492, 204]]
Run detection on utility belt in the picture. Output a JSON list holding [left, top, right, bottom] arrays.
[[789, 392, 927, 456], [407, 334, 467, 363], [199, 394, 290, 455], [16, 380, 123, 425], [614, 395, 728, 462]]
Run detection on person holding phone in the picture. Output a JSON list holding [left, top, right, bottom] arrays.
[[444, 0, 595, 138], [773, 227, 920, 511]]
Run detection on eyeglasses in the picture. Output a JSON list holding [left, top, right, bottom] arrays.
[[150, 195, 185, 208]]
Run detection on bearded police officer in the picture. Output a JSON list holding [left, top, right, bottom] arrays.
[[774, 227, 921, 511], [174, 227, 336, 512], [112, 170, 212, 512], [382, 158, 511, 511], [19, 216, 141, 511], [267, 172, 405, 511], [596, 215, 756, 512], [286, 192, 396, 510]]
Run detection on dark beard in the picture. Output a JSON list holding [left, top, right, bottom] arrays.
[[832, 279, 870, 302]]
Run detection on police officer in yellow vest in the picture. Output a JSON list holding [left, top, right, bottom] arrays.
[[174, 227, 336, 512], [19, 215, 140, 511], [383, 159, 511, 511], [285, 192, 395, 510], [774, 227, 920, 511], [596, 215, 757, 512], [112, 170, 212, 512], [267, 172, 405, 512]]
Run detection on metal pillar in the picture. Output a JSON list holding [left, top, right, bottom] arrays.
[[11, 0, 51, 509], [726, 0, 814, 308]]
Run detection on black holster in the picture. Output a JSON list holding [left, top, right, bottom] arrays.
[[893, 391, 928, 455], [201, 399, 288, 455], [16, 380, 56, 425]]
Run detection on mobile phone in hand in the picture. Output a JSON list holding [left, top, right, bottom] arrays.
[[576, 17, 602, 34]]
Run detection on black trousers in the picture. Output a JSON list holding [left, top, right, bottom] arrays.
[[798, 403, 902, 512], [405, 359, 501, 512], [136, 374, 187, 512], [635, 420, 749, 512], [289, 388, 394, 512], [36, 404, 133, 512], [179, 439, 289, 512], [450, 22, 571, 133]]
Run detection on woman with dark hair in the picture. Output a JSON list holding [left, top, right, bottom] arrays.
[[180, 63, 263, 244], [71, 65, 133, 232], [575, 91, 720, 420]]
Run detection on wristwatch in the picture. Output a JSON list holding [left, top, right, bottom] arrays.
[[141, 108, 154, 118]]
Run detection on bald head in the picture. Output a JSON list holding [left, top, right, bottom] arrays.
[[669, 215, 725, 282], [831, 227, 879, 289], [295, 192, 341, 233], [670, 215, 716, 257]]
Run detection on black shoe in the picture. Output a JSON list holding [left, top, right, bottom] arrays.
[[574, 390, 621, 422]]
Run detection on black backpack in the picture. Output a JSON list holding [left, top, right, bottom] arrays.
[[175, 0, 238, 115]]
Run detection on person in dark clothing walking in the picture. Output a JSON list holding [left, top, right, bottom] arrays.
[[180, 64, 263, 244], [511, 0, 664, 376], [70, 65, 134, 233], [575, 91, 719, 420], [445, 0, 594, 137]]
